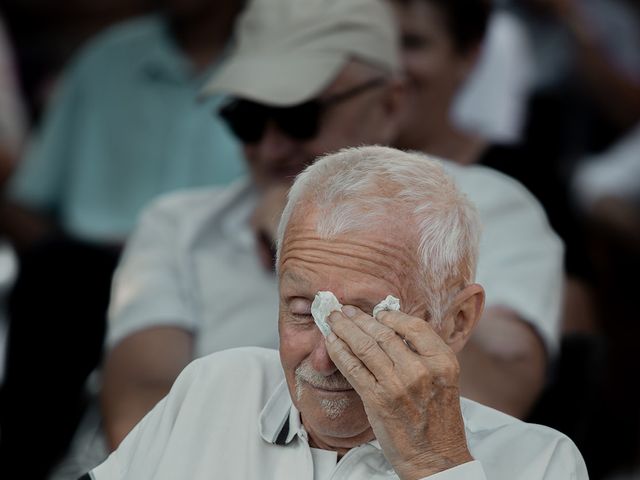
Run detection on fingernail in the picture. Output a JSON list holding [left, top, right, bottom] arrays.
[[327, 311, 340, 324], [342, 305, 357, 318], [326, 332, 337, 343]]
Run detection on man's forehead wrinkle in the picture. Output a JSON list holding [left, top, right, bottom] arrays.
[[281, 237, 415, 277], [279, 242, 423, 314], [280, 269, 312, 288], [282, 256, 426, 318], [280, 254, 413, 305], [280, 253, 393, 284], [279, 252, 415, 302], [283, 233, 416, 263]]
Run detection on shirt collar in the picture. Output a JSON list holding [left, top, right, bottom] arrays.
[[259, 379, 298, 445]]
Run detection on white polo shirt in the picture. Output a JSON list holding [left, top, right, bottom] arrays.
[[59, 163, 565, 480], [89, 347, 587, 479]]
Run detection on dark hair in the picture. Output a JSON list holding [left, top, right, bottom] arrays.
[[396, 0, 491, 53]]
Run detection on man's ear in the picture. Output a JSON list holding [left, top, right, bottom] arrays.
[[440, 283, 484, 353]]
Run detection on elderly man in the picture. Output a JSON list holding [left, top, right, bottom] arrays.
[[99, 0, 562, 455], [86, 146, 585, 479]]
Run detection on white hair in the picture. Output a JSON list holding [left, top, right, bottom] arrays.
[[276, 145, 481, 325]]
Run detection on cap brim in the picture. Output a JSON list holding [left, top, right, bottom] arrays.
[[200, 52, 346, 107]]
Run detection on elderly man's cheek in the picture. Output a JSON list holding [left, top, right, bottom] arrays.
[[279, 326, 315, 359]]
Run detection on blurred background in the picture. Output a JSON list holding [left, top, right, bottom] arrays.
[[1, 0, 155, 121], [0, 0, 638, 478]]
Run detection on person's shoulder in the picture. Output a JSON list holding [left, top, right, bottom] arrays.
[[141, 178, 254, 223], [462, 398, 587, 476], [443, 160, 549, 220], [90, 347, 283, 478], [462, 397, 574, 447], [444, 159, 534, 202], [192, 347, 281, 372], [178, 347, 283, 401]]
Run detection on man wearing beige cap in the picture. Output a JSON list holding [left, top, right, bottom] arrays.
[[97, 0, 562, 467], [100, 0, 407, 451], [86, 146, 584, 479]]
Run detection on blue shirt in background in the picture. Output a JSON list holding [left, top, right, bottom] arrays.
[[9, 15, 246, 243]]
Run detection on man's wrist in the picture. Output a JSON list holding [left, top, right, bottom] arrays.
[[397, 447, 474, 480], [416, 460, 486, 480]]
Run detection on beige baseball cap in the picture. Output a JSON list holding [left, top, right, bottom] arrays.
[[200, 0, 400, 106]]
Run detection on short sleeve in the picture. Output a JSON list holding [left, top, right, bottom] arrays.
[[106, 195, 195, 348], [458, 167, 565, 356]]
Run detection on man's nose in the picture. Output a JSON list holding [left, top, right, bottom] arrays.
[[253, 121, 298, 171], [309, 334, 338, 377]]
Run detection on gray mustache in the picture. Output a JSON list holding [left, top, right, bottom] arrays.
[[295, 361, 353, 390]]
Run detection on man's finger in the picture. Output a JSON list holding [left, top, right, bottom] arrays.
[[345, 306, 415, 363], [376, 310, 451, 357], [327, 310, 393, 379], [325, 333, 375, 392]]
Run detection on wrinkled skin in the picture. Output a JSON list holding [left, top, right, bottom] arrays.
[[278, 207, 484, 478]]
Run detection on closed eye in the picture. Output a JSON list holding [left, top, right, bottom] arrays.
[[286, 297, 313, 323]]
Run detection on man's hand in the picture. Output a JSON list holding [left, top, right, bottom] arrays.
[[325, 306, 473, 480]]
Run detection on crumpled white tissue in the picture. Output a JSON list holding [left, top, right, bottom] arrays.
[[311, 291, 342, 337], [372, 295, 401, 317], [311, 291, 401, 337]]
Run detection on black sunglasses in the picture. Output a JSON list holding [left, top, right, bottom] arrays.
[[218, 77, 386, 144]]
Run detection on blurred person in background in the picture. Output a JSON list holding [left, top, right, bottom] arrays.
[[520, 0, 640, 477], [389, 0, 571, 418], [570, 128, 640, 479], [391, 2, 640, 477], [1, 0, 247, 249], [518, 0, 640, 135], [560, 0, 640, 213], [460, 0, 640, 162], [466, 0, 640, 477], [0, 11, 27, 386], [450, 4, 535, 146], [95, 0, 561, 473], [0, 13, 28, 187], [567, 1, 640, 469], [0, 1, 247, 478]]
